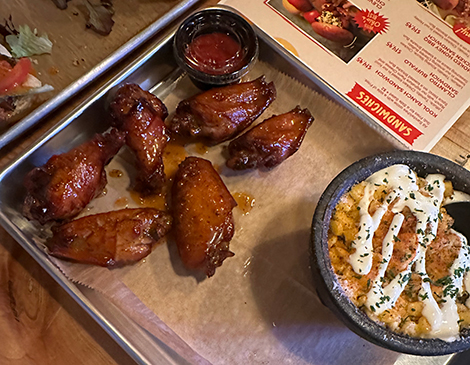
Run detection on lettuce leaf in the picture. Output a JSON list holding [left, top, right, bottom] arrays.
[[5, 25, 52, 58]]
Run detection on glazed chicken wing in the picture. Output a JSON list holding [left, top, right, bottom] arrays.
[[226, 106, 314, 170], [23, 129, 125, 224], [109, 83, 168, 123], [47, 208, 172, 267], [121, 99, 169, 192], [109, 84, 169, 192], [170, 76, 276, 144], [172, 157, 237, 277]]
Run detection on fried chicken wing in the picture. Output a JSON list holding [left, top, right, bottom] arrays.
[[23, 129, 125, 224], [226, 106, 314, 170], [47, 208, 172, 267], [170, 76, 276, 144], [172, 157, 237, 277], [109, 84, 169, 192], [109, 83, 168, 123], [121, 99, 169, 192]]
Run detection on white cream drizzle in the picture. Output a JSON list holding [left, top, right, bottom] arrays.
[[347, 164, 470, 341], [429, 230, 470, 341], [350, 165, 418, 275], [444, 190, 470, 205], [349, 184, 385, 274], [365, 213, 404, 312]]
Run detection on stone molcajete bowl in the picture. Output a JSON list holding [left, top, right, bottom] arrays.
[[310, 150, 470, 355]]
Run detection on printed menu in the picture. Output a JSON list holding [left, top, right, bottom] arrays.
[[222, 0, 470, 151]]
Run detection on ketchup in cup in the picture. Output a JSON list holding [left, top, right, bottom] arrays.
[[185, 32, 246, 75], [174, 9, 259, 89]]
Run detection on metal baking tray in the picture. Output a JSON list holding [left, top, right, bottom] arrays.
[[0, 0, 199, 150], [0, 6, 468, 364]]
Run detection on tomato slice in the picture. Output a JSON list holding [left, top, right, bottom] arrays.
[[0, 58, 32, 95], [303, 10, 321, 24], [0, 61, 13, 78]]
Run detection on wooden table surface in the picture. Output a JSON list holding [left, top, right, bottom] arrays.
[[0, 1, 469, 364], [0, 0, 208, 364]]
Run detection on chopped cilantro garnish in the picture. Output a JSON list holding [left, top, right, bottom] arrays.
[[435, 276, 452, 286], [455, 267, 465, 278]]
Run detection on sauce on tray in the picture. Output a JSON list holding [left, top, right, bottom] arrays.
[[114, 196, 129, 208], [108, 169, 123, 178], [163, 140, 188, 180], [233, 192, 255, 215], [130, 191, 167, 211]]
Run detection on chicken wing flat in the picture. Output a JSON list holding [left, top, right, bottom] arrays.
[[23, 128, 125, 224], [109, 83, 168, 123], [170, 76, 276, 144], [172, 157, 237, 277], [109, 84, 169, 192], [226, 106, 314, 170], [121, 99, 169, 192], [47, 208, 172, 267]]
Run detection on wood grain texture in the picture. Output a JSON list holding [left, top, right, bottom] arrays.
[[0, 0, 469, 363], [0, 0, 205, 364], [1, 0, 184, 96], [0, 233, 135, 364], [431, 110, 470, 164]]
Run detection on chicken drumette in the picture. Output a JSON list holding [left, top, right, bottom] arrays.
[[23, 128, 125, 224], [121, 99, 169, 191], [226, 106, 314, 170], [47, 208, 172, 266], [110, 83, 169, 192], [109, 83, 168, 122], [170, 76, 276, 144], [171, 157, 237, 277]]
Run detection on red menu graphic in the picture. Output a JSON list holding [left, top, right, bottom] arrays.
[[454, 23, 470, 45], [347, 83, 423, 145], [354, 10, 389, 35]]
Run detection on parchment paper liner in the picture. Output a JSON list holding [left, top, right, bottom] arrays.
[[43, 62, 405, 364]]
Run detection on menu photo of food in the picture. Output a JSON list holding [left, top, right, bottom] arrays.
[[266, 0, 377, 62], [417, 0, 470, 27]]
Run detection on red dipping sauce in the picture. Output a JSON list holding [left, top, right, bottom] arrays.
[[185, 32, 246, 75]]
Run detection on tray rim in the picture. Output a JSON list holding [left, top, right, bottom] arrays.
[[0, 0, 200, 151]]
